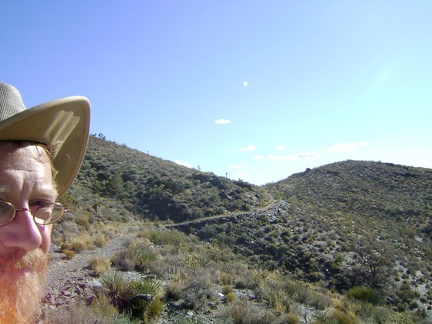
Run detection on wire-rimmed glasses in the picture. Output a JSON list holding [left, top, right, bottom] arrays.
[[0, 201, 67, 226]]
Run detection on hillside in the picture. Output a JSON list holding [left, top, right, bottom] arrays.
[[270, 160, 432, 225], [171, 162, 432, 306], [45, 136, 432, 323], [69, 135, 272, 222]]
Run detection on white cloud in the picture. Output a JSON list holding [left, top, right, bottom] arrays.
[[174, 160, 192, 168], [243, 81, 249, 87], [215, 119, 231, 125], [292, 152, 320, 160], [267, 152, 320, 161], [252, 152, 319, 161], [240, 144, 258, 152], [326, 142, 368, 153], [274, 145, 286, 151], [228, 164, 246, 169]]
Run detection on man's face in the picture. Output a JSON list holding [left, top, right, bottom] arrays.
[[0, 142, 56, 322]]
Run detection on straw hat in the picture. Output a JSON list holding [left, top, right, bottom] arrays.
[[0, 82, 90, 196]]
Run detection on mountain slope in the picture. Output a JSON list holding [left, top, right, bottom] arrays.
[[54, 137, 432, 320], [176, 160, 432, 313], [68, 135, 272, 223], [269, 160, 432, 224]]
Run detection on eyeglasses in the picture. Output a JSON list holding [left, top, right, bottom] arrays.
[[0, 201, 67, 226]]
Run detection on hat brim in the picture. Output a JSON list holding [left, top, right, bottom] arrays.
[[0, 97, 90, 197]]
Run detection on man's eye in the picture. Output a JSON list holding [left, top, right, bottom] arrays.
[[30, 200, 49, 209]]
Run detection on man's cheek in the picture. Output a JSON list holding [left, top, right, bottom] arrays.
[[39, 224, 53, 254]]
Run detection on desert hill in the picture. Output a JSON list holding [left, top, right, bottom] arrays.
[[46, 135, 432, 323]]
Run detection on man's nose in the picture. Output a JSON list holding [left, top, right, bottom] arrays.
[[3, 209, 43, 252]]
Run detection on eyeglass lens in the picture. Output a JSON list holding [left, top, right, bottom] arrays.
[[0, 201, 65, 225]]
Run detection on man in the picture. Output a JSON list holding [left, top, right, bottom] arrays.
[[0, 83, 90, 323]]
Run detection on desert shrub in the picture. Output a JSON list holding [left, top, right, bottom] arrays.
[[62, 249, 75, 259], [166, 278, 186, 301], [306, 290, 331, 310], [58, 192, 80, 211], [182, 253, 211, 269], [285, 281, 308, 301], [100, 271, 163, 321], [61, 232, 95, 253], [206, 243, 233, 262], [234, 276, 249, 289], [219, 262, 254, 289], [126, 280, 163, 320], [348, 286, 372, 302], [366, 306, 393, 323], [313, 309, 358, 324], [75, 214, 90, 231], [226, 291, 236, 302], [257, 279, 291, 313], [111, 249, 136, 271], [383, 312, 416, 324], [89, 256, 112, 274], [218, 271, 235, 286], [139, 229, 185, 246], [222, 285, 233, 295], [165, 268, 217, 310], [42, 298, 123, 323], [100, 271, 126, 309], [252, 268, 270, 287], [347, 286, 383, 305], [393, 282, 421, 311], [200, 224, 218, 239], [128, 244, 157, 271], [218, 298, 290, 324], [93, 233, 108, 247], [332, 297, 345, 312], [54, 222, 78, 245], [222, 285, 236, 302], [110, 243, 157, 272], [89, 294, 121, 318], [216, 232, 236, 245], [331, 309, 358, 324]]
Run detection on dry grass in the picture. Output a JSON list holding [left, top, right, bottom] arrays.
[[42, 298, 121, 323], [61, 232, 96, 253], [88, 256, 112, 275]]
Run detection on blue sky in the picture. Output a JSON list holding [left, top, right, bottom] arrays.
[[2, 1, 431, 185]]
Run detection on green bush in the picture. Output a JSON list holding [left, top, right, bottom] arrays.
[[140, 229, 185, 246], [347, 286, 376, 303]]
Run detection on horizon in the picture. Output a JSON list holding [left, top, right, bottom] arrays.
[[2, 1, 431, 185], [93, 133, 432, 185]]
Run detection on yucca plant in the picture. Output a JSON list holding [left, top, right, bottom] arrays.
[[100, 270, 163, 321], [128, 245, 157, 271], [100, 271, 129, 309], [126, 279, 163, 321]]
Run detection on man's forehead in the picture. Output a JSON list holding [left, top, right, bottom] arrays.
[[0, 142, 58, 198], [0, 143, 53, 176]]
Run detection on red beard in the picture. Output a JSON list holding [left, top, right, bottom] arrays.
[[0, 249, 47, 323]]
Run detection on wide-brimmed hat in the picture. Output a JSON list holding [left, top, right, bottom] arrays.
[[0, 82, 90, 197]]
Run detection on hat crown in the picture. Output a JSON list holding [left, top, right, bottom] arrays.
[[0, 83, 26, 121]]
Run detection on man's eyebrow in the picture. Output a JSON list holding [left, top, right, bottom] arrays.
[[39, 188, 59, 199]]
